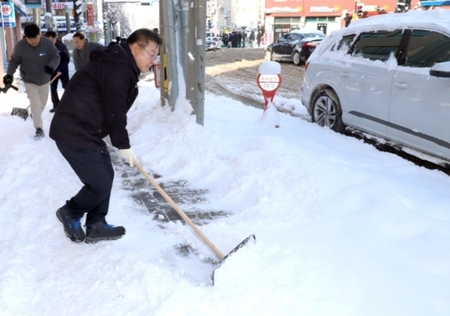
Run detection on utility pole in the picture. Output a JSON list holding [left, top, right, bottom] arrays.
[[186, 0, 206, 125], [161, 0, 181, 112], [159, 0, 167, 106], [45, 0, 53, 31], [65, 4, 71, 34]]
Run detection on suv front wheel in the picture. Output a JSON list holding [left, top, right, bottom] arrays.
[[311, 89, 346, 133]]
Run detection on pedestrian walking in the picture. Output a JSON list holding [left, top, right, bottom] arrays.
[[50, 29, 161, 243], [257, 30, 262, 47], [249, 30, 255, 47], [44, 31, 70, 113], [72, 32, 104, 71], [3, 23, 60, 139]]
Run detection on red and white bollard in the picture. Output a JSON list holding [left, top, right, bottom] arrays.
[[256, 61, 282, 128]]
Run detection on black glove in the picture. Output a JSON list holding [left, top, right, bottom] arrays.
[[3, 74, 13, 85], [44, 66, 53, 74]]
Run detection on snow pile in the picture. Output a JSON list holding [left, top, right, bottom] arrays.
[[1, 77, 450, 315]]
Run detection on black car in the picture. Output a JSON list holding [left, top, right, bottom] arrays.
[[265, 30, 325, 66]]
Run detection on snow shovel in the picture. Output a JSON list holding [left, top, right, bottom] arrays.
[[10, 74, 60, 120], [2, 84, 29, 120], [11, 106, 30, 120], [133, 159, 255, 283]]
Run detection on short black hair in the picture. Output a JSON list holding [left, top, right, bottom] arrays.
[[44, 30, 57, 38], [73, 32, 85, 40], [24, 23, 40, 38], [127, 28, 162, 47]]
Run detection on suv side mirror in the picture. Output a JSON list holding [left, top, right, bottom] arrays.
[[430, 61, 450, 78]]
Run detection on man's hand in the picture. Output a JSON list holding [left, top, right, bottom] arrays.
[[44, 66, 53, 74], [118, 148, 136, 167], [3, 74, 13, 85]]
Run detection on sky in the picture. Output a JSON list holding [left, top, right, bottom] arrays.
[[1, 11, 450, 315]]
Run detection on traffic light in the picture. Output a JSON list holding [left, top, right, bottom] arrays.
[[207, 20, 212, 29], [73, 0, 82, 30]]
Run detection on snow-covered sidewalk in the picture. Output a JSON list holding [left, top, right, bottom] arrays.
[[1, 81, 450, 315]]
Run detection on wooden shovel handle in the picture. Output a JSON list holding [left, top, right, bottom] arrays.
[[49, 72, 61, 85], [134, 159, 225, 260]]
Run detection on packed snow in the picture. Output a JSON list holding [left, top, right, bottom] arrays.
[[1, 73, 450, 315], [1, 9, 450, 314]]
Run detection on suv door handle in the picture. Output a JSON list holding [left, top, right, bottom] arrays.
[[340, 71, 350, 77], [394, 82, 409, 89]]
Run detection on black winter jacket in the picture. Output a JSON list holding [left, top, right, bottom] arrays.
[[54, 40, 70, 77], [49, 43, 139, 149]]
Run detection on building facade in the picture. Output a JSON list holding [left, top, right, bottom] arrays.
[[263, 0, 416, 43]]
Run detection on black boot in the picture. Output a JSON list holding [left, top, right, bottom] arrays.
[[85, 221, 126, 244], [34, 128, 45, 140], [56, 206, 85, 242]]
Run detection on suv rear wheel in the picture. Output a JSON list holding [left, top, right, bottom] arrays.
[[311, 89, 346, 133]]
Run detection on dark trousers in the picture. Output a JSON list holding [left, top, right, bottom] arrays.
[[56, 143, 114, 225], [51, 72, 69, 109]]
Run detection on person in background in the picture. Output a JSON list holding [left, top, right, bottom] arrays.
[[44, 31, 70, 113], [257, 30, 263, 47], [3, 23, 60, 139], [50, 29, 161, 244], [249, 30, 255, 47], [72, 32, 103, 71]]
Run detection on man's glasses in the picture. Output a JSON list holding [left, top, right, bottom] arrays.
[[140, 45, 158, 61]]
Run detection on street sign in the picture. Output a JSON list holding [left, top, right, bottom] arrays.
[[257, 73, 282, 110], [0, 2, 16, 28], [258, 74, 280, 92]]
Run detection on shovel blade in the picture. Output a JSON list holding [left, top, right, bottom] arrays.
[[11, 108, 29, 120], [212, 234, 256, 284]]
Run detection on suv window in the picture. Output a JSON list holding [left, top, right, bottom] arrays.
[[333, 34, 357, 52], [352, 30, 403, 61], [404, 30, 450, 68]]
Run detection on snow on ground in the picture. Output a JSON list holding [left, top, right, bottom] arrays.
[[1, 76, 450, 316]]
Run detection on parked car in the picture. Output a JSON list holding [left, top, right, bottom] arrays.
[[265, 29, 325, 65], [301, 10, 450, 166], [206, 36, 222, 51]]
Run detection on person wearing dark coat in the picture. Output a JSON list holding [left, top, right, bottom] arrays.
[[44, 31, 70, 113], [72, 32, 104, 71], [231, 32, 238, 48], [50, 28, 161, 243], [257, 30, 263, 47]]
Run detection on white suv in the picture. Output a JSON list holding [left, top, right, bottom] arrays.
[[301, 10, 450, 165]]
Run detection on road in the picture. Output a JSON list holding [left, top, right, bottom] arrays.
[[205, 47, 305, 110]]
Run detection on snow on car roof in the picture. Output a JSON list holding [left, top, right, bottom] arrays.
[[346, 9, 450, 33], [308, 9, 450, 63], [292, 29, 324, 34]]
